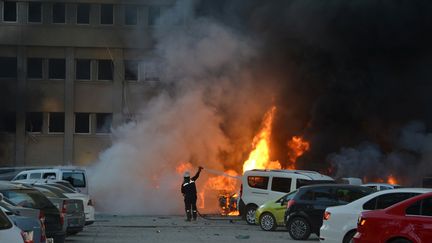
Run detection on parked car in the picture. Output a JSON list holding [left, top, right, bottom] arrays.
[[239, 169, 334, 224], [362, 183, 401, 191], [320, 188, 432, 243], [255, 190, 298, 231], [12, 167, 89, 194], [284, 184, 374, 240], [354, 192, 432, 243], [0, 181, 66, 243], [0, 207, 24, 243]]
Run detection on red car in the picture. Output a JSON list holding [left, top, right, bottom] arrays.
[[353, 192, 432, 243]]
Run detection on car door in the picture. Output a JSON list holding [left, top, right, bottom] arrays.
[[405, 197, 432, 240], [309, 187, 337, 231], [246, 175, 270, 206], [269, 177, 292, 202]]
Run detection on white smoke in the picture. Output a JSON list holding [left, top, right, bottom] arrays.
[[328, 121, 432, 186], [88, 0, 264, 214]]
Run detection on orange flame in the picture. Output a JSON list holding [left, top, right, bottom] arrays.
[[387, 175, 398, 185], [287, 136, 310, 169], [242, 106, 281, 172]]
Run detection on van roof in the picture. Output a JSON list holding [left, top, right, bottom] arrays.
[[17, 167, 86, 174], [244, 169, 334, 180]]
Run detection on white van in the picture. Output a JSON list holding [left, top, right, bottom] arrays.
[[239, 169, 334, 224], [12, 167, 89, 194]]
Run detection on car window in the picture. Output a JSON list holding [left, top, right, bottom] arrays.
[[276, 190, 297, 203], [381, 186, 392, 190], [15, 174, 27, 180], [296, 179, 335, 189], [43, 172, 56, 179], [62, 172, 86, 187], [29, 173, 41, 179], [247, 176, 269, 190], [271, 177, 292, 193], [364, 193, 419, 210], [300, 187, 334, 202], [422, 198, 432, 216], [1, 189, 55, 210], [406, 200, 421, 215], [0, 209, 12, 229]]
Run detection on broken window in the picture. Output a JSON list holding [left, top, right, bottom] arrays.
[[0, 57, 17, 78], [0, 112, 16, 133], [100, 4, 113, 25], [28, 2, 42, 23], [148, 6, 160, 26], [76, 3, 90, 24], [75, 113, 90, 133], [48, 112, 64, 133], [76, 59, 91, 80], [98, 60, 113, 80], [48, 59, 65, 79], [27, 58, 43, 79], [124, 60, 138, 80], [52, 3, 65, 23], [26, 112, 43, 133], [3, 1, 17, 22], [125, 5, 137, 25], [96, 113, 112, 133]]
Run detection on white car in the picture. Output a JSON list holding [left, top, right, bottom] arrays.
[[0, 208, 23, 243], [362, 183, 400, 191], [320, 188, 432, 243]]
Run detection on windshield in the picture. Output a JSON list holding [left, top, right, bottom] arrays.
[[276, 190, 298, 203], [1, 189, 55, 210], [62, 172, 86, 188]]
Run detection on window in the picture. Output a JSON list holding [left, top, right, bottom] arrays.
[[42, 173, 56, 179], [75, 113, 90, 133], [422, 198, 432, 216], [125, 60, 138, 80], [125, 5, 137, 25], [148, 6, 160, 26], [26, 112, 43, 133], [364, 193, 419, 210], [27, 58, 43, 79], [62, 172, 86, 187], [100, 4, 113, 24], [96, 113, 112, 133], [0, 112, 16, 133], [0, 57, 17, 78], [247, 176, 269, 190], [296, 179, 335, 189], [76, 59, 91, 80], [15, 174, 27, 180], [271, 177, 292, 193], [406, 200, 421, 215], [28, 2, 42, 23], [76, 3, 90, 24], [29, 173, 41, 179], [48, 112, 64, 133], [48, 59, 65, 79], [299, 187, 334, 202], [98, 60, 113, 80], [52, 3, 65, 23], [3, 1, 17, 22]]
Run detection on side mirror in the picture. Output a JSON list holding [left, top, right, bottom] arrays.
[[280, 198, 286, 206]]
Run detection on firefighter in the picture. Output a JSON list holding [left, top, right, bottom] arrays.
[[181, 166, 203, 221]]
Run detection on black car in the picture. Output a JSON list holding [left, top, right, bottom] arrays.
[[0, 181, 66, 243], [284, 184, 374, 240]]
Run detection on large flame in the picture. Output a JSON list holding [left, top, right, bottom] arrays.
[[287, 136, 310, 169], [242, 106, 281, 172]]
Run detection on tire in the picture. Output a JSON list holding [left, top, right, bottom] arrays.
[[343, 230, 357, 243], [245, 205, 257, 225], [389, 239, 412, 243], [259, 212, 277, 231], [287, 217, 311, 240]]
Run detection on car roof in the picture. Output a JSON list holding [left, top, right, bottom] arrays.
[[362, 183, 400, 186], [244, 169, 334, 180], [298, 184, 370, 190]]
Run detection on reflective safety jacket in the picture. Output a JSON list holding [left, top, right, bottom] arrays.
[[181, 170, 201, 198]]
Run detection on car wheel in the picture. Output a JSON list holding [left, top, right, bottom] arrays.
[[245, 205, 257, 225], [287, 217, 311, 240], [259, 212, 277, 231], [390, 239, 412, 243], [343, 230, 356, 243]]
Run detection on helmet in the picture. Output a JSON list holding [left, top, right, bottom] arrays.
[[183, 171, 190, 178]]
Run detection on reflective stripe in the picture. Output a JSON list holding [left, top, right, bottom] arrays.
[[182, 180, 195, 187]]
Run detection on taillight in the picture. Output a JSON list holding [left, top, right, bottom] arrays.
[[358, 216, 366, 226], [88, 199, 94, 206], [21, 230, 34, 243], [60, 200, 67, 226], [323, 211, 331, 220], [287, 199, 296, 209], [39, 211, 46, 243]]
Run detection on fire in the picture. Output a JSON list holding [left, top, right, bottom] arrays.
[[287, 136, 310, 169], [387, 175, 398, 185], [176, 162, 193, 175], [242, 106, 281, 172]]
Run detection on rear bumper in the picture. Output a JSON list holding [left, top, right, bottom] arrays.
[[319, 223, 344, 243]]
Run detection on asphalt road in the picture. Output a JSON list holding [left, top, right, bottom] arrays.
[[66, 214, 319, 243]]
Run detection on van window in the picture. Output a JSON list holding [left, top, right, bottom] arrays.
[[271, 177, 292, 193], [62, 172, 86, 187], [43, 173, 56, 179], [15, 173, 27, 180], [0, 209, 12, 229], [247, 176, 269, 190], [29, 173, 41, 179]]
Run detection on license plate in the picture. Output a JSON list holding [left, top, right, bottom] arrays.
[[47, 238, 54, 243]]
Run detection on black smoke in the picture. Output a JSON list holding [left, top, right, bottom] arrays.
[[194, 0, 432, 180]]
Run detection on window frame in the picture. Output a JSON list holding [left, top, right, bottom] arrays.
[[27, 58, 44, 80], [0, 57, 17, 79], [247, 176, 269, 190], [75, 59, 92, 81], [100, 4, 114, 25], [52, 2, 66, 24], [27, 2, 42, 23], [74, 112, 91, 134], [48, 58, 66, 80], [25, 112, 43, 133], [124, 5, 138, 26], [97, 59, 113, 81], [95, 113, 112, 134], [3, 1, 18, 23], [124, 60, 139, 81], [76, 3, 90, 25], [47, 112, 65, 134]]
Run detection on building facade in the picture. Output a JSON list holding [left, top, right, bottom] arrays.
[[0, 0, 174, 166]]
